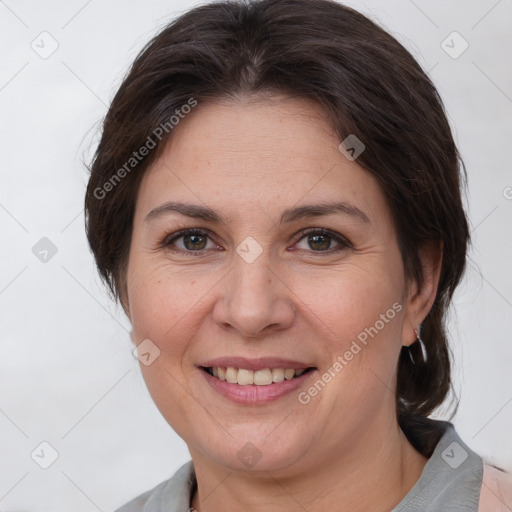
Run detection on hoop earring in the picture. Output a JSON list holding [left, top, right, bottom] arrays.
[[415, 324, 427, 363], [407, 324, 427, 365], [407, 346, 415, 364], [418, 325, 427, 363]]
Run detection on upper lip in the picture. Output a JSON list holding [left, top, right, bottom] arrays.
[[199, 357, 315, 371]]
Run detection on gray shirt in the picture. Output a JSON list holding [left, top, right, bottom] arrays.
[[115, 421, 483, 511]]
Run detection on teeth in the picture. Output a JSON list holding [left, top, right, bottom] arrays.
[[272, 368, 284, 383], [208, 366, 309, 385], [225, 367, 238, 384], [254, 369, 273, 385], [237, 369, 254, 385], [284, 369, 295, 380]]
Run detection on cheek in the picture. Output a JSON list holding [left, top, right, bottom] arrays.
[[294, 263, 404, 343], [291, 261, 405, 408], [126, 260, 216, 435], [126, 258, 225, 370], [299, 272, 404, 420]]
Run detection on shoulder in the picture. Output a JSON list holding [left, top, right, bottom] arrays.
[[478, 462, 512, 512], [113, 481, 165, 512], [113, 460, 195, 512]]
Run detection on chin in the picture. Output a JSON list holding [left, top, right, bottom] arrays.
[[202, 429, 310, 474]]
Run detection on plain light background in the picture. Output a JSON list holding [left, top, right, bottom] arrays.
[[1, 0, 511, 510]]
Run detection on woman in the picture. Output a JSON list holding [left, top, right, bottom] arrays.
[[84, 0, 511, 510]]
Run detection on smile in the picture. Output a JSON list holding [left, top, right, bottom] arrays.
[[202, 366, 314, 385], [199, 365, 317, 404]]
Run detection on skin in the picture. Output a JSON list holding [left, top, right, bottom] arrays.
[[123, 94, 443, 512]]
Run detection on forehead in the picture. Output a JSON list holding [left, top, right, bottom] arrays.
[[134, 95, 389, 227]]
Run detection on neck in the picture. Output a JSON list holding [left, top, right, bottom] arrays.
[[190, 419, 428, 512]]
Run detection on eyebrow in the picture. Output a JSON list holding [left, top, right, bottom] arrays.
[[144, 201, 370, 225]]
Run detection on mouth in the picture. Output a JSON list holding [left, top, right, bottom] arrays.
[[200, 366, 316, 386]]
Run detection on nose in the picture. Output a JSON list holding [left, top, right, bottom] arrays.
[[212, 254, 296, 338]]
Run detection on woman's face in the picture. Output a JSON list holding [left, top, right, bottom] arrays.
[[125, 95, 425, 474]]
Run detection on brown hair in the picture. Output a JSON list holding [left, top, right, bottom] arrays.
[[84, 0, 470, 454]]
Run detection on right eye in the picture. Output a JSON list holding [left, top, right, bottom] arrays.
[[161, 228, 221, 254]]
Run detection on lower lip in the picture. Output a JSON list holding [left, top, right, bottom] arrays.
[[200, 368, 316, 404]]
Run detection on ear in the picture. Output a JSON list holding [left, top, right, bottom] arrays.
[[401, 240, 443, 347], [120, 293, 131, 320], [129, 328, 136, 347], [118, 276, 131, 320], [122, 298, 136, 348]]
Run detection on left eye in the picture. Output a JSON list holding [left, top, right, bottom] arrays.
[[294, 229, 350, 252]]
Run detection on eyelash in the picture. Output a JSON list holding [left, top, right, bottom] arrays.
[[160, 227, 352, 256]]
